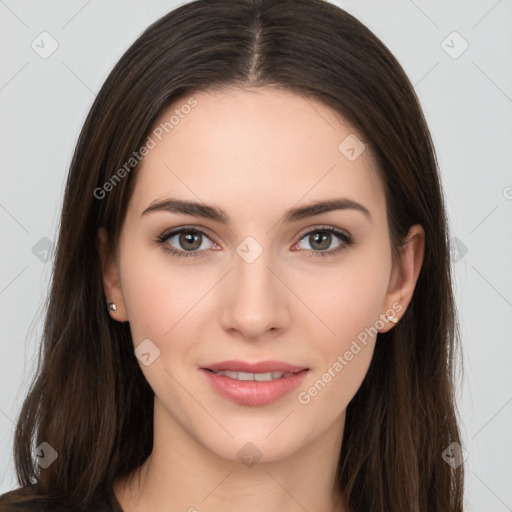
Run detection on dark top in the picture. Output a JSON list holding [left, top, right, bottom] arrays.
[[0, 485, 124, 512]]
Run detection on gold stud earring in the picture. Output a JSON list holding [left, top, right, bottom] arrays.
[[386, 315, 398, 324]]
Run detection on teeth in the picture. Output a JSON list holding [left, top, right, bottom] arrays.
[[212, 370, 292, 381]]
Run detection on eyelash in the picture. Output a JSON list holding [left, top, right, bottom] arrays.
[[155, 225, 353, 259]]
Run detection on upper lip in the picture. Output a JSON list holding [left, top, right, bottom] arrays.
[[202, 360, 308, 373]]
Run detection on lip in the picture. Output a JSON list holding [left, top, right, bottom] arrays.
[[201, 360, 308, 373], [200, 367, 309, 406]]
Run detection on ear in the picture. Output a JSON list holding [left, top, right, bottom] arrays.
[[379, 224, 425, 333], [97, 227, 129, 322]]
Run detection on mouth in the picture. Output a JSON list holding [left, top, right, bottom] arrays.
[[201, 359, 309, 374], [202, 368, 299, 382], [199, 360, 310, 406]]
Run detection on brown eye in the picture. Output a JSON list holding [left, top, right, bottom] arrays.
[[294, 226, 353, 257], [178, 231, 203, 251], [308, 231, 332, 251], [156, 227, 217, 258]]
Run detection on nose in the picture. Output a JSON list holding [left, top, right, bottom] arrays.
[[219, 245, 290, 340]]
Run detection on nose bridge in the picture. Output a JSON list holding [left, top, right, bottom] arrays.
[[220, 235, 286, 337], [235, 243, 272, 291]]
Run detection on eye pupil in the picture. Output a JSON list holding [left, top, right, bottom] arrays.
[[310, 232, 331, 250], [180, 231, 201, 250]]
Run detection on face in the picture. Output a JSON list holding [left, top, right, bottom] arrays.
[[100, 86, 423, 464]]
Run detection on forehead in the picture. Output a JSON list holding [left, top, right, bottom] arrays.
[[130, 86, 385, 221]]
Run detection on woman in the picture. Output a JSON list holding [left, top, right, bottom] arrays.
[[0, 0, 464, 510]]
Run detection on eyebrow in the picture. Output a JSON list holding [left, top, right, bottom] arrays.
[[141, 197, 372, 224]]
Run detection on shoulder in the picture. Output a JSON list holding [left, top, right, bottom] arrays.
[[0, 487, 116, 512]]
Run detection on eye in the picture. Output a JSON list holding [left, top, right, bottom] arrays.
[[293, 226, 353, 257], [156, 227, 218, 258], [155, 225, 353, 259]]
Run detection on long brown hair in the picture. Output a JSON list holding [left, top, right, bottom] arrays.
[[1, 1, 464, 510]]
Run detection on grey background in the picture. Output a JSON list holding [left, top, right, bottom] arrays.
[[1, 1, 511, 510]]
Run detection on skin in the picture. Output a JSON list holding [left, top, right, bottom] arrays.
[[98, 86, 424, 512]]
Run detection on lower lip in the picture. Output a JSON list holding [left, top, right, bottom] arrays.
[[200, 369, 309, 406]]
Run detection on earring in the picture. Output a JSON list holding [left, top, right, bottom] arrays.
[[106, 301, 117, 312], [386, 315, 398, 324]]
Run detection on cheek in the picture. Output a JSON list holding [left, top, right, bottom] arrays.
[[292, 245, 391, 407], [298, 245, 391, 344], [118, 245, 208, 401], [295, 271, 388, 416], [118, 239, 205, 345]]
